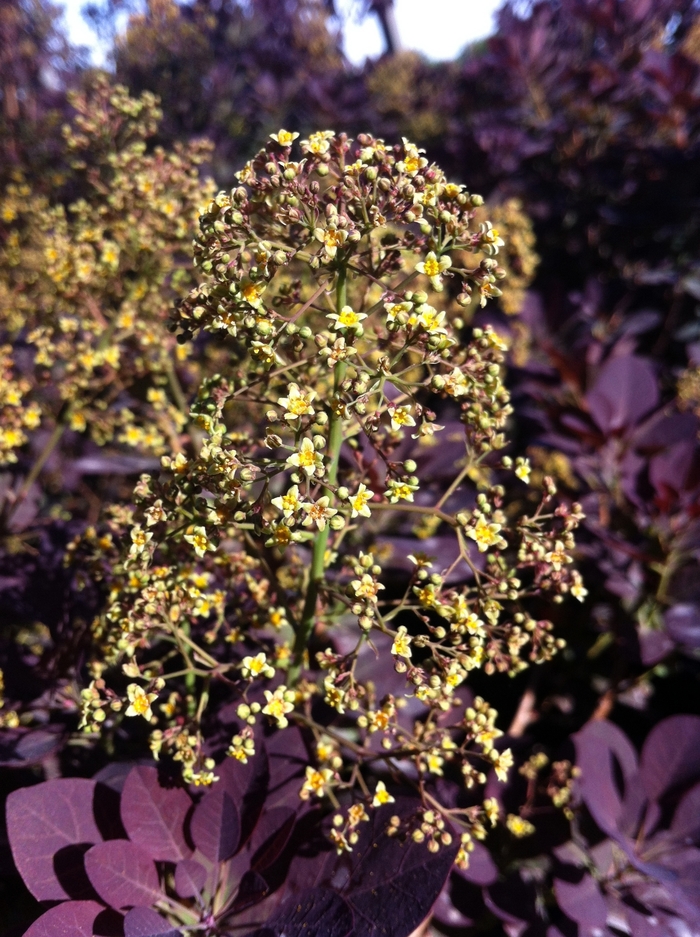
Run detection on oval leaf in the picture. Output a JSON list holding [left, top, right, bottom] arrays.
[[573, 719, 638, 837], [120, 766, 192, 862], [190, 787, 240, 862], [587, 355, 659, 434], [85, 840, 162, 909], [174, 858, 207, 898], [261, 887, 354, 937], [640, 715, 700, 802], [6, 778, 101, 901], [124, 907, 181, 937], [554, 874, 608, 929], [22, 900, 104, 937]]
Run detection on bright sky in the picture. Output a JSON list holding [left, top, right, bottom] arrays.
[[60, 0, 503, 67]]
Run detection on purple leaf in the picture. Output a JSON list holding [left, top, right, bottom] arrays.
[[573, 720, 639, 838], [554, 874, 608, 930], [22, 900, 104, 937], [85, 840, 162, 909], [6, 778, 102, 900], [672, 782, 700, 845], [640, 715, 700, 801], [665, 605, 700, 649], [120, 767, 192, 862], [586, 355, 659, 433], [190, 787, 240, 862], [453, 841, 498, 886], [219, 746, 269, 848], [253, 887, 354, 937], [250, 807, 296, 872], [0, 727, 63, 767], [124, 907, 181, 937], [174, 858, 207, 898], [341, 803, 460, 937]]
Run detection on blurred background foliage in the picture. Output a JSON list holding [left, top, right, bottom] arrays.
[[3, 0, 700, 934]]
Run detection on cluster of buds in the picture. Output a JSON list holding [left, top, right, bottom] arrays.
[[77, 130, 584, 859]]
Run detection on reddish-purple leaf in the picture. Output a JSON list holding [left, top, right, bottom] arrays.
[[672, 782, 700, 844], [665, 605, 700, 650], [190, 787, 240, 862], [120, 767, 192, 862], [124, 907, 181, 937], [219, 747, 269, 848], [0, 727, 63, 768], [85, 840, 162, 909], [174, 858, 207, 898], [250, 887, 354, 937], [554, 875, 608, 931], [250, 807, 296, 872], [453, 841, 498, 886], [22, 900, 103, 937], [640, 715, 700, 801], [6, 778, 102, 900], [586, 355, 659, 433], [573, 719, 638, 837]]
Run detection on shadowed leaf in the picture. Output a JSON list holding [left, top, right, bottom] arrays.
[[120, 766, 192, 862], [190, 786, 240, 862]]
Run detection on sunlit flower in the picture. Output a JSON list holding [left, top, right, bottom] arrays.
[[327, 305, 367, 332], [391, 625, 412, 659], [270, 129, 299, 146], [467, 516, 503, 552], [386, 479, 418, 503], [314, 225, 348, 260], [415, 251, 451, 291], [184, 525, 216, 558], [286, 438, 324, 476], [125, 684, 157, 721], [241, 652, 275, 680], [278, 383, 316, 421], [271, 485, 302, 518], [262, 686, 295, 728], [349, 483, 374, 518], [389, 405, 415, 432], [299, 765, 334, 800], [301, 496, 338, 531]]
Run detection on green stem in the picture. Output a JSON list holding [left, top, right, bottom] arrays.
[[289, 266, 347, 684]]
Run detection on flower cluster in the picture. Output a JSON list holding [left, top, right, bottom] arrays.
[[0, 76, 213, 485], [76, 130, 583, 851]]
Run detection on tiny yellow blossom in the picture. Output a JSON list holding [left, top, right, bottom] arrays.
[[270, 129, 299, 146], [468, 516, 503, 553], [514, 458, 531, 483], [271, 485, 302, 518], [386, 479, 418, 503], [389, 405, 416, 432], [286, 438, 324, 477], [241, 652, 275, 680], [184, 525, 216, 558], [372, 780, 395, 807], [494, 748, 514, 783], [415, 251, 451, 291], [327, 305, 367, 331], [299, 765, 334, 800], [506, 814, 535, 838], [391, 625, 412, 659], [125, 684, 158, 721], [262, 686, 295, 728], [278, 383, 316, 421], [301, 496, 338, 531], [314, 225, 348, 260], [349, 483, 374, 518]]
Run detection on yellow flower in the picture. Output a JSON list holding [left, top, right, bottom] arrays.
[[372, 780, 395, 807], [415, 251, 451, 291], [184, 525, 216, 558], [391, 625, 412, 659], [314, 225, 348, 260], [389, 405, 415, 432], [545, 542, 570, 571], [301, 496, 338, 531], [301, 130, 334, 155], [125, 684, 157, 721], [286, 438, 324, 477], [467, 516, 503, 553], [494, 748, 514, 783], [570, 572, 588, 602], [484, 797, 500, 826], [241, 652, 275, 680], [506, 814, 535, 838], [349, 483, 374, 518], [417, 304, 447, 334], [270, 129, 299, 146], [271, 484, 302, 518], [240, 279, 266, 309], [350, 574, 385, 600], [129, 526, 152, 556], [514, 458, 531, 483], [299, 765, 334, 800], [262, 686, 295, 728], [278, 383, 316, 421], [399, 138, 428, 176], [327, 305, 367, 332], [348, 803, 369, 827], [386, 480, 418, 503]]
